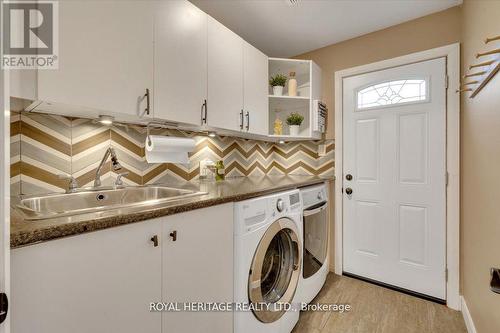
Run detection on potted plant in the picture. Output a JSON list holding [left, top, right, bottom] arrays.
[[269, 74, 287, 96], [286, 112, 304, 136]]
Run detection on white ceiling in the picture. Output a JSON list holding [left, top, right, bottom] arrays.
[[190, 0, 462, 58]]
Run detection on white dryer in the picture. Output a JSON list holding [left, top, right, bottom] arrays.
[[234, 189, 303, 333], [297, 183, 329, 304]]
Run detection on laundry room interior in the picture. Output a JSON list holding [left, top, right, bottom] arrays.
[[1, 0, 499, 333]]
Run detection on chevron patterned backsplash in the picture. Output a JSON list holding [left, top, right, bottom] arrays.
[[11, 112, 334, 196]]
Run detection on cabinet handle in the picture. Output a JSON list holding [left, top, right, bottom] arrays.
[[245, 111, 250, 131], [240, 110, 244, 130], [169, 230, 177, 242], [144, 88, 150, 116], [150, 235, 159, 247], [201, 100, 207, 125]]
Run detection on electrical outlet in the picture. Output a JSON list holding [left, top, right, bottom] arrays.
[[318, 144, 327, 157]]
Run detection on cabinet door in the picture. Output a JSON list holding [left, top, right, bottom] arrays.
[[162, 204, 234, 333], [207, 16, 243, 131], [12, 220, 162, 333], [154, 0, 207, 125], [243, 42, 269, 135], [38, 1, 154, 118]]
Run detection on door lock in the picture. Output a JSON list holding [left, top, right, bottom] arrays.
[[345, 174, 353, 181], [345, 187, 353, 195]]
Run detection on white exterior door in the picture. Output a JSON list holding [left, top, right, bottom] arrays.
[[343, 58, 447, 299]]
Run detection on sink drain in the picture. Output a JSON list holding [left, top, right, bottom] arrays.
[[96, 193, 108, 201]]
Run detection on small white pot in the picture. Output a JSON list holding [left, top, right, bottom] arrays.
[[289, 125, 300, 136], [272, 86, 284, 96]]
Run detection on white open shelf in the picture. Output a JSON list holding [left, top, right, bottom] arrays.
[[268, 57, 322, 140]]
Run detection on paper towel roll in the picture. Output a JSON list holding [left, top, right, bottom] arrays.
[[146, 135, 195, 152], [145, 135, 195, 164]]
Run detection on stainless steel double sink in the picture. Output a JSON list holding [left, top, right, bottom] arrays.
[[13, 186, 207, 220]]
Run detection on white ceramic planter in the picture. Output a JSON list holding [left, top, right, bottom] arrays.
[[272, 86, 284, 96], [289, 125, 300, 137]]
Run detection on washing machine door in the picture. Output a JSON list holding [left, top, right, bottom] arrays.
[[248, 217, 301, 323]]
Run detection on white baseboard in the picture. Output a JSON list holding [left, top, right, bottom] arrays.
[[461, 296, 477, 333]]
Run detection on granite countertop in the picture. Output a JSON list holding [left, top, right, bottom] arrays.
[[11, 175, 333, 248]]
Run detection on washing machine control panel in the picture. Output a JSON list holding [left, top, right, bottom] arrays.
[[270, 191, 301, 217], [276, 199, 284, 212]]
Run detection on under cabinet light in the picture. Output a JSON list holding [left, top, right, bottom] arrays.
[[98, 115, 114, 125]]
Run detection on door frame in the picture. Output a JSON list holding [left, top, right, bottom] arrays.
[[334, 43, 460, 310], [1, 45, 11, 331]]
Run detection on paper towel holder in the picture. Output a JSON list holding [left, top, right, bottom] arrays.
[[145, 121, 180, 146]]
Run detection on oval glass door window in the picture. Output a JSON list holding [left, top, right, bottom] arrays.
[[248, 218, 301, 323], [357, 79, 428, 110]]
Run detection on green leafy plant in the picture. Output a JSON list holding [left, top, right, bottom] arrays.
[[286, 112, 304, 126], [269, 74, 287, 87]]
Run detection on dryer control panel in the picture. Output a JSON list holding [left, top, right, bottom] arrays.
[[301, 183, 328, 209]]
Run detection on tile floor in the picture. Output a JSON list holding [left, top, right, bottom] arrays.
[[293, 274, 467, 333]]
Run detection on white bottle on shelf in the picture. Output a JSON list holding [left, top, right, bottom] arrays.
[[288, 71, 297, 97]]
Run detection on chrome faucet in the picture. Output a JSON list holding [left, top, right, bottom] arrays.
[[94, 147, 122, 188], [58, 174, 79, 193]]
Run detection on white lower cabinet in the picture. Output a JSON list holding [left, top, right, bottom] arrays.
[[162, 203, 234, 333], [11, 219, 162, 333], [11, 203, 234, 333]]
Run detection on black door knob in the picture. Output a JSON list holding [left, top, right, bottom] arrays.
[[345, 187, 353, 195], [346, 174, 353, 181]]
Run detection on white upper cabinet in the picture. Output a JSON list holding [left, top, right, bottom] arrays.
[[154, 1, 208, 125], [36, 1, 154, 119], [9, 0, 299, 140], [207, 16, 244, 132], [243, 42, 269, 136]]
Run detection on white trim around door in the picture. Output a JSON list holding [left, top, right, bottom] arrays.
[[334, 43, 460, 310]]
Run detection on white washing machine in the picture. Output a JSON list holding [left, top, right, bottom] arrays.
[[297, 183, 329, 304], [234, 189, 303, 333]]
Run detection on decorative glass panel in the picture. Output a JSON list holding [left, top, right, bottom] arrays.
[[357, 79, 427, 110]]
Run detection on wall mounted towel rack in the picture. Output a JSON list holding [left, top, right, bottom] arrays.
[[459, 34, 500, 98]]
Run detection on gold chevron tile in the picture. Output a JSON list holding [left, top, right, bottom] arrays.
[[72, 129, 111, 155], [111, 130, 145, 157], [20, 162, 67, 190], [117, 167, 142, 185], [143, 164, 169, 184], [76, 163, 111, 186], [167, 164, 200, 181], [20, 121, 71, 156], [274, 145, 318, 159], [11, 121, 21, 137], [11, 162, 21, 178], [12, 114, 334, 195]]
